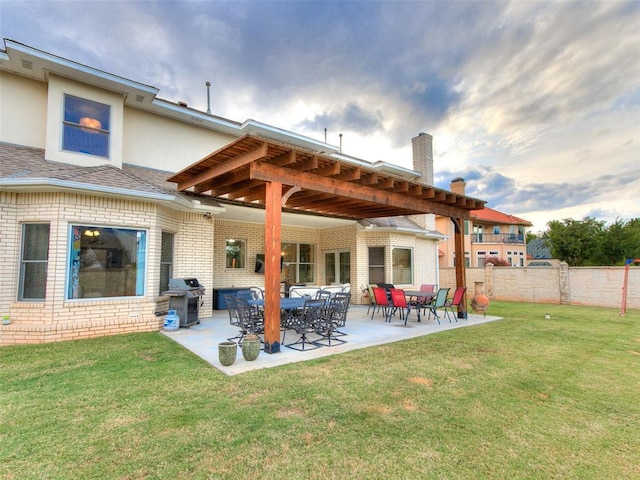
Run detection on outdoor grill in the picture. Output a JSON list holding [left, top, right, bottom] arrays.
[[162, 277, 206, 328]]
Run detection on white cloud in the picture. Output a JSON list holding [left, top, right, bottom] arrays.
[[1, 0, 638, 232]]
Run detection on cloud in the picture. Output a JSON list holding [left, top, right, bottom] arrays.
[[436, 165, 639, 225], [2, 0, 638, 232], [297, 102, 384, 135]]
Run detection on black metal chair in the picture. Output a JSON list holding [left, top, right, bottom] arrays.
[[224, 294, 246, 342], [286, 298, 325, 351], [315, 294, 349, 347], [234, 296, 264, 338]]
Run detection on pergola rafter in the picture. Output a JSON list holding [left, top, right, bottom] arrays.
[[168, 134, 485, 353]]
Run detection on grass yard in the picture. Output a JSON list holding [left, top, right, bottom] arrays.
[[1, 301, 639, 479]]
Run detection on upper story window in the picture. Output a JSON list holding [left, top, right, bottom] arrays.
[[493, 225, 501, 234], [46, 76, 123, 168], [63, 94, 110, 158]]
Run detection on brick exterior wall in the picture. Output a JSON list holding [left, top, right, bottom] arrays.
[[0, 192, 215, 345]]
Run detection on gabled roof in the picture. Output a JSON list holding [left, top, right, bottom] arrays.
[[0, 142, 221, 213], [471, 206, 532, 226]]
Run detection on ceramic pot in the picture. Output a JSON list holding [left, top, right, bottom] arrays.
[[218, 341, 238, 366], [471, 281, 490, 316], [241, 336, 261, 361]]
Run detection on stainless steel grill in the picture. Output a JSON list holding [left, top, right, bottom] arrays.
[[162, 278, 205, 328]]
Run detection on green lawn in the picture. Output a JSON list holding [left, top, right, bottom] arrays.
[[1, 302, 639, 479]]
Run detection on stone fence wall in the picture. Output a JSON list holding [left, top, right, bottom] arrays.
[[439, 263, 640, 310]]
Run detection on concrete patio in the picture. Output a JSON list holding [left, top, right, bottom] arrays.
[[162, 304, 502, 376]]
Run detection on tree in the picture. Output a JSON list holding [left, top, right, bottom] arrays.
[[545, 217, 605, 266], [595, 218, 640, 265], [485, 257, 511, 266]]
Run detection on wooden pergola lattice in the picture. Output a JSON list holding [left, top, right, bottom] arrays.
[[168, 134, 485, 353]]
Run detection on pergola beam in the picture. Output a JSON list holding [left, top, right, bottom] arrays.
[[177, 142, 268, 191]]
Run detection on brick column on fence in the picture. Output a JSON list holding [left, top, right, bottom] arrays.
[[559, 261, 570, 304], [485, 262, 495, 299]]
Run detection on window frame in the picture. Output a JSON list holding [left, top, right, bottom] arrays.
[[368, 246, 385, 284], [67, 225, 148, 300], [62, 94, 111, 159], [18, 223, 50, 301], [281, 242, 316, 283], [159, 231, 175, 294], [225, 239, 246, 269], [392, 247, 413, 285], [45, 76, 124, 168]]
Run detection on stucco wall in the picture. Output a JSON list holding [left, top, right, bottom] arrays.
[[0, 71, 47, 148], [439, 264, 640, 309], [123, 108, 237, 172]]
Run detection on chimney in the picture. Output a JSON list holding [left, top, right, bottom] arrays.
[[450, 177, 466, 195], [409, 132, 435, 230], [412, 132, 433, 186]]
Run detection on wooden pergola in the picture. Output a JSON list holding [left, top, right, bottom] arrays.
[[168, 134, 485, 353]]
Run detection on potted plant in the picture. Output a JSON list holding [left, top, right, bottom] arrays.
[[2, 315, 10, 325], [218, 341, 237, 366], [241, 333, 261, 361]]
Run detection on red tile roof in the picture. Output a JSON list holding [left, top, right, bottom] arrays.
[[471, 206, 532, 226]]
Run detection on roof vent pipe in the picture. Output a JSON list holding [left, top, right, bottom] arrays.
[[339, 133, 343, 152], [206, 81, 211, 114]]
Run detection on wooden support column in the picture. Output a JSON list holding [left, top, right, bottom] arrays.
[[452, 217, 467, 319], [263, 181, 283, 353]]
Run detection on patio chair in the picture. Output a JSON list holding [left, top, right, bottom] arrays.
[[389, 288, 422, 324], [248, 286, 264, 300], [234, 297, 264, 340], [315, 294, 349, 347], [426, 287, 450, 325], [418, 284, 436, 315], [366, 284, 377, 316], [319, 285, 343, 296], [444, 287, 468, 322], [288, 286, 320, 299], [372, 287, 390, 320], [285, 298, 325, 351], [224, 294, 244, 342], [315, 289, 333, 300], [330, 292, 350, 336]]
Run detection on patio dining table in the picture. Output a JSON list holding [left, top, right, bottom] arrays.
[[404, 290, 435, 301], [247, 297, 307, 329], [403, 290, 436, 320]]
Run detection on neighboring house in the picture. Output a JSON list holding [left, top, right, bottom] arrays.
[[0, 39, 483, 346], [437, 178, 532, 268], [526, 237, 560, 266]]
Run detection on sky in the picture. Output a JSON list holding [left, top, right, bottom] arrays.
[[1, 0, 638, 232]]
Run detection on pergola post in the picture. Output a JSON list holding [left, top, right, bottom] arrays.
[[452, 217, 467, 318], [263, 181, 282, 353]]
